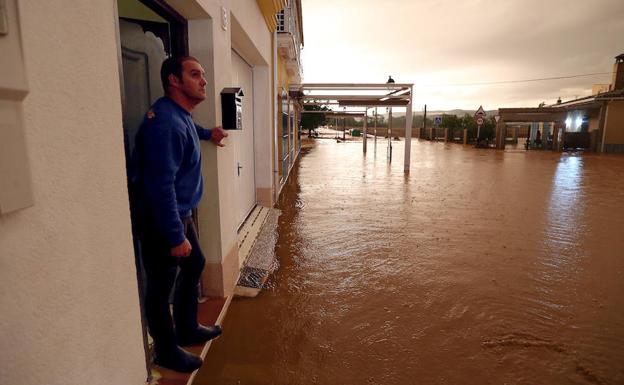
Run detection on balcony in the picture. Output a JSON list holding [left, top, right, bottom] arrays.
[[276, 7, 302, 82], [277, 32, 297, 60], [285, 60, 301, 83]]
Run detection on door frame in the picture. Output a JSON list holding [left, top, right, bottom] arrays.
[[114, 0, 189, 379], [231, 49, 258, 229], [138, 0, 188, 56]]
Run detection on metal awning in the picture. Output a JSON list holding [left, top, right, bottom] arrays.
[[292, 83, 413, 107], [290, 83, 415, 172], [498, 107, 568, 122]]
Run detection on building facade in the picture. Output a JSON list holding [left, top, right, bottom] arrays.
[[275, 0, 304, 194], [0, 1, 303, 384], [497, 54, 624, 152], [554, 54, 624, 152]]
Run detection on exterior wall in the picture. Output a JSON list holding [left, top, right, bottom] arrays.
[[1, 1, 285, 383], [592, 84, 611, 95], [588, 108, 601, 132], [587, 107, 602, 151], [180, 1, 272, 297], [604, 101, 624, 151], [0, 1, 146, 385], [275, 0, 303, 190], [611, 61, 624, 91], [252, 65, 274, 207], [277, 52, 290, 86], [277, 57, 288, 180]]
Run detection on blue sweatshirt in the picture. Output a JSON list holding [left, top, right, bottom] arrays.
[[134, 97, 212, 246]]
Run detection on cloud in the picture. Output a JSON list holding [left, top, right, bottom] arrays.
[[301, 0, 624, 109]]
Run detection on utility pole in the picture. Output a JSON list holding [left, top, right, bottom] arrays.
[[386, 76, 395, 161]]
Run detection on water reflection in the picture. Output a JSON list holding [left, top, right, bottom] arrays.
[[549, 155, 584, 226], [542, 154, 585, 275], [197, 141, 624, 385]]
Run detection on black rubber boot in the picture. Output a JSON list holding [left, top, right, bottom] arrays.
[[173, 222, 208, 346], [154, 346, 203, 373], [178, 324, 223, 346]]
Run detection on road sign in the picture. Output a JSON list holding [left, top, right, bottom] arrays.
[[494, 115, 500, 123], [476, 117, 484, 126], [434, 116, 442, 126], [474, 105, 486, 118]]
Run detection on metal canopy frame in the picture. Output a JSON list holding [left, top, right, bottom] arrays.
[[495, 107, 569, 150], [291, 83, 415, 172]]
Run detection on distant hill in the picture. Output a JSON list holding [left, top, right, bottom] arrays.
[[387, 109, 498, 117], [419, 109, 498, 116]]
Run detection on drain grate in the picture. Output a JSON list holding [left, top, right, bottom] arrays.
[[237, 266, 269, 289], [235, 208, 280, 297], [243, 208, 280, 272]]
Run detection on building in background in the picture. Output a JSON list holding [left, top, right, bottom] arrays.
[[554, 54, 624, 152], [275, 0, 304, 194], [497, 54, 624, 152], [0, 1, 304, 384]]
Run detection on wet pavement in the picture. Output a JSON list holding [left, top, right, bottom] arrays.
[[197, 138, 624, 385]]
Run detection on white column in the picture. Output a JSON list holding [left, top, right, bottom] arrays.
[[363, 108, 368, 153], [374, 107, 378, 148], [272, 31, 279, 203], [404, 86, 413, 172], [601, 103, 611, 153], [495, 120, 505, 149], [387, 108, 392, 160]]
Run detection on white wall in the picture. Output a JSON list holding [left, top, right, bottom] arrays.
[[179, 1, 273, 296], [213, 1, 272, 258], [0, 1, 146, 384], [252, 65, 273, 196]]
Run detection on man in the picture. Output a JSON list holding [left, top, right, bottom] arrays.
[[134, 56, 228, 373]]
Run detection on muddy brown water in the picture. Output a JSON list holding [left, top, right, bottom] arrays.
[[197, 139, 624, 385]]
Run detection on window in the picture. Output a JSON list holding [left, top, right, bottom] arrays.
[[276, 10, 285, 32]]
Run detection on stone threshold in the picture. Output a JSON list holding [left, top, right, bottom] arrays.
[[150, 295, 232, 385]]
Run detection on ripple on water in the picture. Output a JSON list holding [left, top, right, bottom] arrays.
[[199, 141, 624, 385]]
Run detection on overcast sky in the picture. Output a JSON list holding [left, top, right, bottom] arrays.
[[300, 0, 624, 111]]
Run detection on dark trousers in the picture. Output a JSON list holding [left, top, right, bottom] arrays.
[[139, 216, 205, 353]]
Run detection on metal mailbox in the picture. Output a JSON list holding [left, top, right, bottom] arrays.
[[221, 87, 244, 130]]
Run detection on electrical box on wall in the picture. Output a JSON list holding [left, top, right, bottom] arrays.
[[0, 0, 34, 214], [220, 87, 244, 130]]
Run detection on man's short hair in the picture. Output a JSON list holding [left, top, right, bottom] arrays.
[[160, 56, 200, 93]]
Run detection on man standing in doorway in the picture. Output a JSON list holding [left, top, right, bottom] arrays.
[[134, 56, 228, 372]]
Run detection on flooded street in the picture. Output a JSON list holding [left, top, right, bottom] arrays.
[[197, 139, 624, 385]]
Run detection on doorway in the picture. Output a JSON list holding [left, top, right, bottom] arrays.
[[116, 0, 188, 377]]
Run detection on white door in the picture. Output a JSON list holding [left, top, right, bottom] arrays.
[[231, 51, 256, 227], [119, 19, 167, 160]]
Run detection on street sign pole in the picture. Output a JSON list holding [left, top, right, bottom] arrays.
[[474, 105, 486, 144], [434, 116, 442, 141]]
